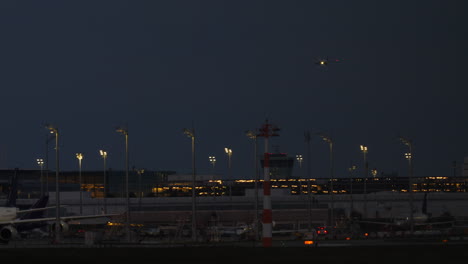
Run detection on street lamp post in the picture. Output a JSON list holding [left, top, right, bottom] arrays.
[[183, 127, 197, 242], [360, 145, 368, 218], [76, 153, 83, 215], [99, 150, 108, 214], [400, 136, 414, 235], [318, 133, 334, 227], [116, 127, 130, 242], [246, 130, 259, 241], [37, 159, 44, 197], [45, 124, 60, 243]]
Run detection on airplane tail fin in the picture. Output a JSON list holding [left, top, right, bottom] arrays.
[[20, 195, 49, 220], [5, 170, 18, 207], [422, 192, 428, 215]]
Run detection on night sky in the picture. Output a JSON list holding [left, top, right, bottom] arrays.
[[0, 1, 467, 179]]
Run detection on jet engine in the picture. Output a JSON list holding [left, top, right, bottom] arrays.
[[0, 225, 18, 242], [51, 220, 70, 234]]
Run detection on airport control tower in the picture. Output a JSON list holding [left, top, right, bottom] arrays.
[[260, 151, 294, 179]]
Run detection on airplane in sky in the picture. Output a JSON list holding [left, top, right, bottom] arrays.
[[313, 56, 342, 66], [0, 176, 119, 243]]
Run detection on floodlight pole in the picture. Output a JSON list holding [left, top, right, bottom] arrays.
[[224, 147, 233, 205], [329, 140, 334, 226], [46, 125, 60, 243], [408, 146, 414, 235], [45, 134, 55, 195], [360, 145, 368, 218], [318, 133, 334, 227], [53, 128, 60, 243], [100, 150, 108, 214], [135, 169, 144, 211], [209, 156, 216, 197], [400, 137, 414, 235], [76, 153, 83, 215], [304, 131, 312, 232], [348, 164, 357, 218], [246, 130, 260, 241], [37, 159, 44, 197], [183, 127, 197, 242], [116, 127, 130, 242]]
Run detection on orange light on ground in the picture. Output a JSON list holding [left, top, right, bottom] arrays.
[[345, 237, 351, 240], [364, 233, 369, 237], [304, 240, 314, 245]]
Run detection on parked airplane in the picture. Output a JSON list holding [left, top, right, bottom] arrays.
[[0, 194, 52, 242], [0, 176, 118, 243], [356, 193, 455, 231]]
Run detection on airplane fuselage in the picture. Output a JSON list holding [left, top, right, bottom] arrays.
[[0, 207, 17, 222]]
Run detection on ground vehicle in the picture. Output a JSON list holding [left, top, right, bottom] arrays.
[[316, 226, 329, 236]]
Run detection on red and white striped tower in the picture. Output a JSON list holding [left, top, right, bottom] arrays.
[[257, 119, 279, 247]]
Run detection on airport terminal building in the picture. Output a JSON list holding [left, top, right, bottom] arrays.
[[0, 168, 467, 200], [1, 168, 468, 234]]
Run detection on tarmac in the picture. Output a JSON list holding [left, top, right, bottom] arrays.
[[1, 238, 468, 263]]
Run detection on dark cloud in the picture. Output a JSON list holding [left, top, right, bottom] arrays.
[[0, 1, 467, 179]]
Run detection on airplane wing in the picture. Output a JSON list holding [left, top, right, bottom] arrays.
[[414, 221, 455, 226], [0, 213, 121, 226], [60, 214, 121, 222], [59, 214, 122, 224], [357, 220, 397, 225], [17, 206, 65, 214], [358, 220, 455, 227], [272, 229, 301, 234]]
